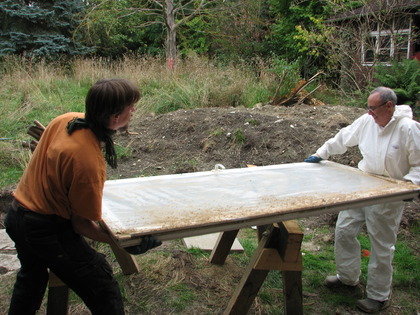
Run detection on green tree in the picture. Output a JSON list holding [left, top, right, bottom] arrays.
[[267, 0, 328, 74], [198, 0, 271, 60], [82, 0, 227, 66], [292, 0, 416, 93], [178, 16, 213, 56], [78, 0, 163, 57], [373, 59, 420, 106], [0, 0, 91, 60]]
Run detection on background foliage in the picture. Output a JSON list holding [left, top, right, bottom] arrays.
[[0, 0, 418, 99], [0, 0, 91, 60], [373, 59, 420, 105]]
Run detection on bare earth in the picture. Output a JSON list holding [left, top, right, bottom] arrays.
[[0, 103, 418, 314], [108, 103, 418, 229]]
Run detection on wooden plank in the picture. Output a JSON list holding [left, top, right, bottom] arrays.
[[223, 225, 275, 314], [183, 233, 243, 252], [47, 272, 69, 315], [253, 249, 302, 271], [101, 162, 419, 247], [109, 241, 139, 275], [257, 225, 270, 241], [279, 220, 303, 235], [276, 221, 303, 263], [209, 230, 239, 265], [282, 270, 303, 315], [47, 271, 66, 287], [213, 221, 304, 315], [254, 221, 303, 271], [223, 268, 269, 315]]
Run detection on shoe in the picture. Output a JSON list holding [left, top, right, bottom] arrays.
[[324, 275, 357, 289], [356, 298, 389, 313]]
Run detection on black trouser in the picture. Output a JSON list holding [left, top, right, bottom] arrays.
[[4, 200, 125, 315]]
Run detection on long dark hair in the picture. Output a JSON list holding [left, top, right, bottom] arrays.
[[67, 79, 141, 168]]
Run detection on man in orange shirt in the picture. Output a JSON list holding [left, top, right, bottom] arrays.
[[5, 78, 161, 315]]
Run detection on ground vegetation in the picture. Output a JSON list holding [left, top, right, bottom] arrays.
[[1, 103, 419, 314]]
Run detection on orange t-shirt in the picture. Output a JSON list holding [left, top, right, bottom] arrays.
[[14, 112, 106, 221]]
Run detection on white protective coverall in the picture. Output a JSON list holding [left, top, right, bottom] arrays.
[[316, 105, 420, 301]]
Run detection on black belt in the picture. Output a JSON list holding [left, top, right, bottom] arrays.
[[11, 198, 35, 214]]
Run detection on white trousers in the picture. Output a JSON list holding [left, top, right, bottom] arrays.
[[334, 201, 404, 301]]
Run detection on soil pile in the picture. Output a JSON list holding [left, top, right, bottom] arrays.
[[110, 104, 365, 178], [1, 104, 418, 227]]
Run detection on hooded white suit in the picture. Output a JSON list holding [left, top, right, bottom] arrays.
[[316, 105, 420, 301]]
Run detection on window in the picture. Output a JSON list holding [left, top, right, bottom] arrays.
[[362, 17, 412, 66]]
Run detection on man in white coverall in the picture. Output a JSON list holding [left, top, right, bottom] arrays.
[[304, 86, 419, 313]]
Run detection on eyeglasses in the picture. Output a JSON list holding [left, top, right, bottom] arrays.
[[367, 101, 388, 112]]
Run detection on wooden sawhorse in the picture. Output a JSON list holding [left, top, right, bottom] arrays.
[[210, 220, 303, 315], [47, 221, 302, 315]]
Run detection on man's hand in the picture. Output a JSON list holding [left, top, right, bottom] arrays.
[[125, 235, 162, 255], [304, 155, 323, 163]]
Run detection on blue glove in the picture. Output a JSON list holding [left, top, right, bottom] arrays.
[[125, 235, 162, 255], [304, 155, 322, 163]]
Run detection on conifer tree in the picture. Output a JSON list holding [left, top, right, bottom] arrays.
[[0, 0, 91, 60]]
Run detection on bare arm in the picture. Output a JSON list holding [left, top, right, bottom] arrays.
[[71, 214, 113, 244]]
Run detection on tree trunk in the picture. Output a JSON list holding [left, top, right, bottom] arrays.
[[165, 0, 177, 69]]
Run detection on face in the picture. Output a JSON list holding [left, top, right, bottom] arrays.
[[367, 93, 394, 127], [107, 103, 136, 130]]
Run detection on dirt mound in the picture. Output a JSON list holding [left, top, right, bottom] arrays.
[[105, 103, 417, 230], [1, 104, 418, 229], [0, 103, 418, 314], [110, 104, 365, 179]]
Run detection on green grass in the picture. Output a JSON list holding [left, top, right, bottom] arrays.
[[1, 223, 418, 314], [210, 127, 224, 137], [0, 56, 287, 189], [0, 56, 418, 314], [0, 141, 32, 187], [297, 227, 419, 313], [231, 129, 246, 146], [168, 283, 196, 312], [231, 223, 418, 313], [242, 83, 273, 107], [114, 144, 134, 160], [185, 246, 209, 258], [393, 241, 420, 287]]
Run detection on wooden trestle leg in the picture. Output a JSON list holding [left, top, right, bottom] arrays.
[[109, 240, 139, 275], [211, 221, 303, 315], [209, 229, 239, 264], [47, 272, 69, 315]]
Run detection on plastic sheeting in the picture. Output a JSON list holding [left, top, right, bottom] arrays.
[[101, 161, 419, 245]]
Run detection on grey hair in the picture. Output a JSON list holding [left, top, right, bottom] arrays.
[[370, 87, 397, 105]]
